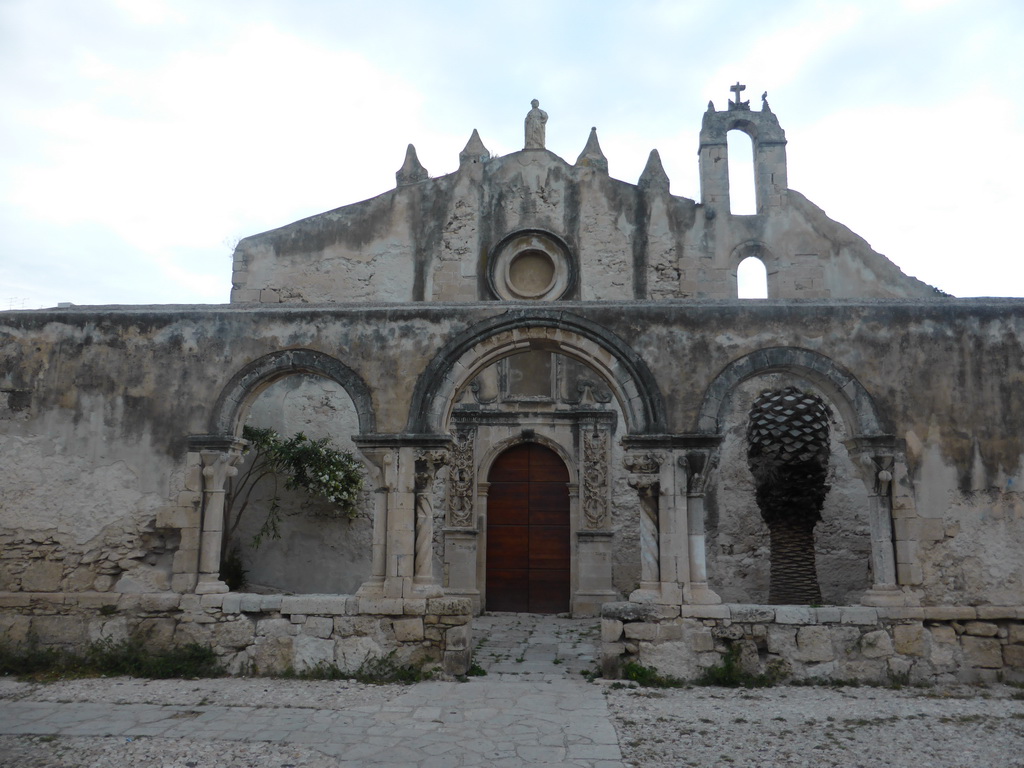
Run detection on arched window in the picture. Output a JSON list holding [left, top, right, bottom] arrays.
[[737, 256, 768, 299], [727, 130, 756, 215]]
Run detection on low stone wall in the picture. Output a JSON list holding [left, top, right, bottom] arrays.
[[0, 592, 473, 676], [601, 602, 1024, 685]]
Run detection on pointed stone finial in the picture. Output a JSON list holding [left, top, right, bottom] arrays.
[[459, 129, 490, 165], [638, 149, 670, 194], [575, 127, 608, 173], [396, 144, 428, 186], [707, 100, 715, 112]]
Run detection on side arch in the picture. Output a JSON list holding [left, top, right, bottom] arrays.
[[406, 310, 667, 435], [697, 347, 887, 437], [209, 348, 376, 437]]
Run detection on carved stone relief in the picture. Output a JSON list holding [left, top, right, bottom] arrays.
[[447, 428, 476, 527], [582, 429, 610, 529]]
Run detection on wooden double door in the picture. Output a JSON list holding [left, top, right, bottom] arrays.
[[486, 443, 570, 613]]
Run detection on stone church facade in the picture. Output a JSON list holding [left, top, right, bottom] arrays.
[[2, 89, 1022, 682]]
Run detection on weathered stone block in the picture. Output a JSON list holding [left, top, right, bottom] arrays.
[[893, 624, 927, 656], [964, 621, 999, 637], [767, 626, 797, 656], [303, 617, 334, 639], [775, 606, 815, 625], [659, 623, 684, 641], [239, 594, 263, 613], [214, 619, 254, 649], [251, 636, 293, 674], [624, 622, 658, 641], [138, 593, 180, 612], [444, 623, 470, 651], [839, 607, 878, 625], [602, 602, 657, 622], [135, 618, 176, 649], [260, 595, 283, 612], [730, 605, 775, 623], [923, 606, 976, 621], [358, 598, 405, 615], [601, 618, 623, 643], [403, 599, 427, 615], [977, 606, 1017, 620], [1003, 644, 1024, 669], [335, 636, 383, 672], [294, 635, 334, 671], [795, 625, 834, 662], [814, 607, 841, 623], [255, 618, 294, 638], [21, 561, 64, 592], [426, 597, 472, 616], [961, 636, 1002, 668], [1009, 625, 1024, 644], [860, 629, 894, 659], [393, 617, 424, 642], [0, 614, 31, 645], [690, 630, 715, 652], [220, 594, 242, 614]]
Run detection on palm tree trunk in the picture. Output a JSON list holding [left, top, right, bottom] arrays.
[[767, 516, 822, 605]]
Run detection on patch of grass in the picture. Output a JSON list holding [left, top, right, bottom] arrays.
[[0, 638, 223, 681], [695, 645, 786, 689], [465, 662, 487, 677], [622, 661, 687, 688]]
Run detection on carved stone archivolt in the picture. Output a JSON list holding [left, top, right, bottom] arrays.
[[582, 429, 610, 529], [446, 429, 476, 527]]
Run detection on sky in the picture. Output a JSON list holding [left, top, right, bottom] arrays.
[[2, 0, 1023, 309]]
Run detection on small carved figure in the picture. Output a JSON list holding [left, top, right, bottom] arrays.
[[525, 99, 548, 149]]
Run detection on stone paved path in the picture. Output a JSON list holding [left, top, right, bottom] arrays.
[[0, 614, 624, 767]]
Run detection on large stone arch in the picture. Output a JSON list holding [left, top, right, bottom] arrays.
[[697, 347, 887, 438], [406, 310, 667, 435], [209, 348, 376, 437]]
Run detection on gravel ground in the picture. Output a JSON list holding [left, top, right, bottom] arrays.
[[2, 676, 1024, 767], [606, 682, 1024, 768]]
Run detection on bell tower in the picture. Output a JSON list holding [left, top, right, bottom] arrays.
[[698, 83, 788, 214]]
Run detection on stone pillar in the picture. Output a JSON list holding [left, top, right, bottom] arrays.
[[413, 450, 446, 597], [625, 452, 663, 603], [857, 453, 907, 606], [680, 449, 721, 605], [194, 439, 245, 595], [355, 436, 450, 601], [575, 427, 616, 614], [655, 452, 688, 605], [356, 448, 397, 598], [442, 428, 480, 610]]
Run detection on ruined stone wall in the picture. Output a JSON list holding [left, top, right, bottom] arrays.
[[602, 602, 1024, 685], [231, 151, 938, 306], [0, 592, 473, 676], [1, 300, 1022, 608]]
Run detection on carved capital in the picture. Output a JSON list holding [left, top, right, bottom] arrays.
[[628, 475, 659, 497], [679, 449, 718, 495], [624, 452, 663, 474], [200, 450, 244, 492]]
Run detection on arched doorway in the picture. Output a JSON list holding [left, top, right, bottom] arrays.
[[486, 443, 570, 613]]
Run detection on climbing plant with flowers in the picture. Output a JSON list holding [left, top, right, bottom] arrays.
[[224, 425, 365, 551]]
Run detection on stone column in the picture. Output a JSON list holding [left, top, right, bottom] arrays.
[[575, 426, 616, 615], [443, 428, 479, 610], [413, 450, 447, 597], [857, 453, 906, 606], [355, 436, 450, 601], [355, 448, 397, 599], [680, 449, 722, 605], [625, 452, 663, 603], [196, 444, 245, 595]]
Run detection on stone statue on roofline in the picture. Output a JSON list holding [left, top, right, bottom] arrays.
[[525, 99, 548, 149]]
